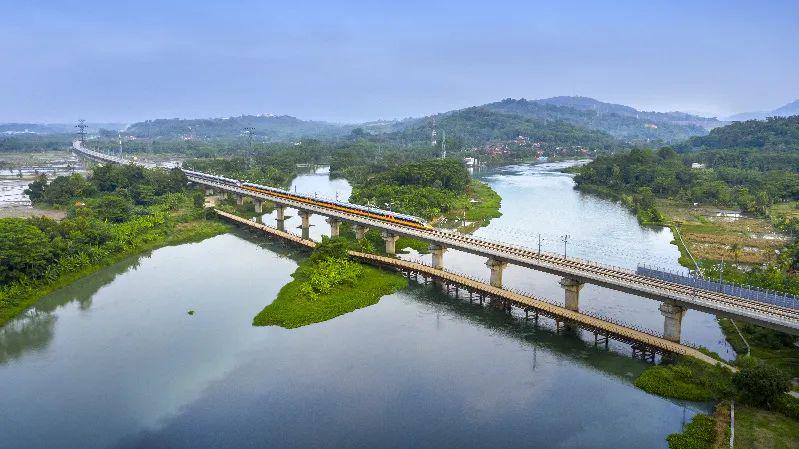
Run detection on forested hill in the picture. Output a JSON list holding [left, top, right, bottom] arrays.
[[125, 115, 352, 141], [482, 97, 720, 143], [383, 107, 622, 151], [679, 115, 799, 151]]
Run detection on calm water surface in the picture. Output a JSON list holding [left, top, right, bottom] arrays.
[[0, 164, 718, 448]]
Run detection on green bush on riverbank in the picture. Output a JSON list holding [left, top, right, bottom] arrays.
[[634, 356, 734, 401]]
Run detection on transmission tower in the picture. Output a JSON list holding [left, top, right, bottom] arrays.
[[75, 119, 87, 143], [243, 127, 255, 153]]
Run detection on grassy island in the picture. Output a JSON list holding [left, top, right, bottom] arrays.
[[253, 237, 407, 328]]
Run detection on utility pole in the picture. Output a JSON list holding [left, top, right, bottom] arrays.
[[561, 234, 570, 258], [118, 131, 123, 157], [75, 119, 87, 143], [538, 233, 542, 256], [441, 130, 446, 159]]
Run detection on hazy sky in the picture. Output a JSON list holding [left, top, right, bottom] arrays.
[[2, 0, 797, 123]]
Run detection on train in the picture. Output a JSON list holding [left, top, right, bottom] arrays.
[[182, 169, 432, 230]]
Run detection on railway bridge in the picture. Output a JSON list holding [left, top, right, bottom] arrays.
[[71, 141, 799, 349]]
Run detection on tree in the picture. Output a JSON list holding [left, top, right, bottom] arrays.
[[94, 195, 133, 223], [24, 174, 48, 202], [310, 236, 350, 263], [0, 218, 54, 283], [733, 360, 790, 407]]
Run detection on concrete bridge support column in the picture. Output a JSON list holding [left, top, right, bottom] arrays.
[[429, 244, 447, 270], [327, 218, 341, 237], [275, 206, 287, 231], [559, 277, 584, 312], [382, 232, 400, 255], [485, 258, 508, 288], [353, 225, 368, 241], [253, 200, 263, 214], [235, 195, 244, 206], [298, 210, 312, 240], [205, 188, 214, 196], [659, 302, 686, 343]]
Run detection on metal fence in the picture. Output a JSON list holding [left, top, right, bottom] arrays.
[[636, 265, 799, 310]]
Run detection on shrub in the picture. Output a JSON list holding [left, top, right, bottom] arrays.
[[666, 414, 716, 449], [733, 361, 790, 407]]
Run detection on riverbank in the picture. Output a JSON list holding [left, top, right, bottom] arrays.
[[0, 215, 229, 327]]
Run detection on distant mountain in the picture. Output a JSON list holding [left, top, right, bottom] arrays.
[[726, 99, 799, 121], [381, 106, 622, 151], [125, 115, 352, 141], [0, 122, 125, 135], [481, 97, 720, 143]]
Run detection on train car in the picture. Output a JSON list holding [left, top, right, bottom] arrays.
[[240, 181, 431, 230], [182, 169, 241, 187]]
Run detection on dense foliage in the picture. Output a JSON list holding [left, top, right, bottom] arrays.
[[0, 134, 72, 152], [681, 116, 799, 151], [349, 159, 472, 219], [575, 147, 799, 216], [733, 360, 791, 407], [1, 166, 226, 325]]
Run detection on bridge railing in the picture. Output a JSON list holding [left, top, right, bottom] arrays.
[[637, 265, 799, 310]]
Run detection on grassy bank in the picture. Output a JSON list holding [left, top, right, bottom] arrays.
[[0, 214, 229, 327], [253, 250, 407, 329], [734, 405, 799, 449], [446, 180, 502, 233], [634, 355, 734, 402]]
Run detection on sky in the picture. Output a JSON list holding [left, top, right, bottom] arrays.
[[1, 0, 797, 124]]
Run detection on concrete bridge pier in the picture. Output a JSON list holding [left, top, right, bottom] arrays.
[[659, 302, 686, 343], [382, 232, 400, 255], [559, 277, 584, 311], [275, 206, 287, 231], [429, 244, 447, 270], [327, 218, 342, 237], [298, 210, 312, 240], [205, 188, 214, 196], [485, 258, 508, 288], [235, 194, 244, 206], [253, 199, 263, 214], [353, 224, 368, 241]]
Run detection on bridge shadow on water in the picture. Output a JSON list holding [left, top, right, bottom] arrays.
[[400, 280, 659, 382]]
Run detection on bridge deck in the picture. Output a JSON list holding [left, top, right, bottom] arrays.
[[216, 210, 731, 369]]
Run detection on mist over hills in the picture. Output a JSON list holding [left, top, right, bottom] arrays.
[[5, 96, 798, 151], [725, 99, 799, 121]]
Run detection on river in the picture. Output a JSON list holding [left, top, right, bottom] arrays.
[[0, 162, 724, 448]]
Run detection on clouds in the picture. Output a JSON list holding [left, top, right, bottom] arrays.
[[2, 0, 797, 122]]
